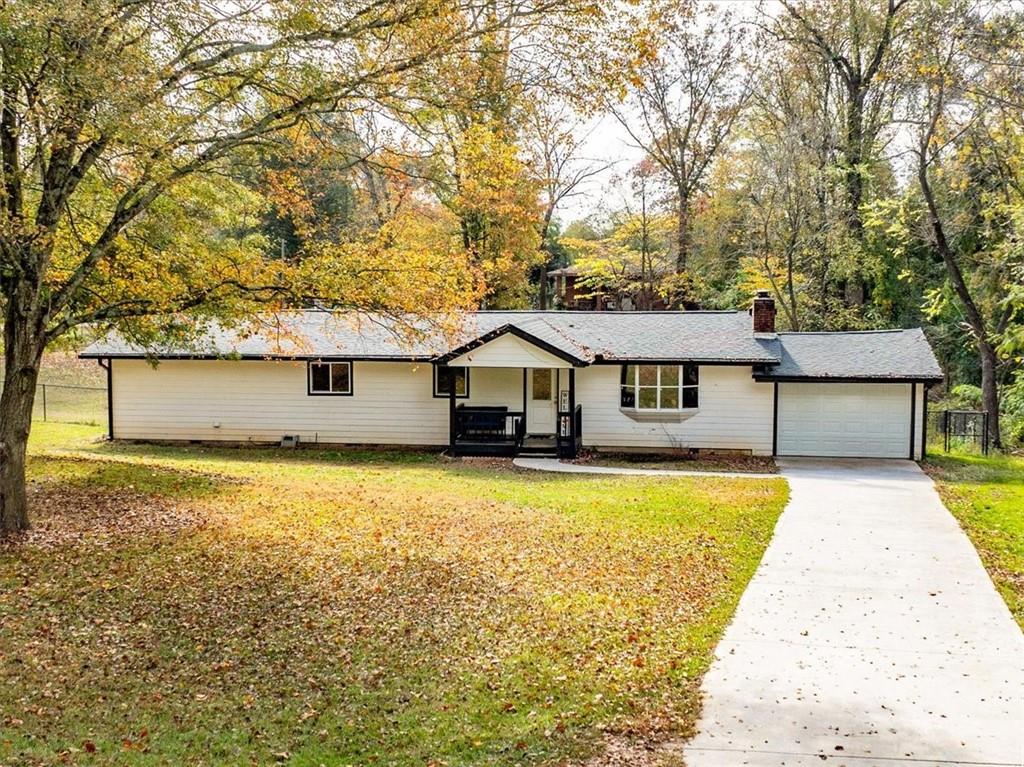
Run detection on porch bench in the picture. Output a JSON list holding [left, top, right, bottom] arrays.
[[456, 405, 510, 441]]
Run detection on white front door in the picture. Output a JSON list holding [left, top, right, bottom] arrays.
[[527, 368, 557, 435]]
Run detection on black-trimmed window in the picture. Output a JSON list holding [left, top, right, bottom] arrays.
[[620, 364, 698, 409], [308, 360, 352, 395], [434, 366, 469, 398]]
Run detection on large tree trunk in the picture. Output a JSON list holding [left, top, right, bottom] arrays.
[[919, 162, 1003, 449], [675, 198, 690, 273], [979, 339, 1002, 450], [0, 311, 44, 534], [786, 252, 800, 331], [843, 89, 867, 307], [844, 90, 866, 241]]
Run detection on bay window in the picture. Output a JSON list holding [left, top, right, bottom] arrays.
[[621, 364, 698, 410]]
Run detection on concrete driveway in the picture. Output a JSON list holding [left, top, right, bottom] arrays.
[[683, 458, 1024, 766]]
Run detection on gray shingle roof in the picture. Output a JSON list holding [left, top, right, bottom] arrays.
[[79, 311, 943, 380], [79, 310, 781, 364], [757, 329, 943, 381]]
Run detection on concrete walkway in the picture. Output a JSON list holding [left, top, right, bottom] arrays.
[[512, 456, 778, 479], [684, 458, 1024, 766]]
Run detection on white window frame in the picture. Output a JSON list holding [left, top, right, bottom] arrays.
[[308, 360, 353, 396], [621, 364, 698, 411]]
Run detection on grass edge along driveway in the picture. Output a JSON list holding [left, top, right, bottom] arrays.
[[925, 452, 1024, 630], [0, 423, 787, 766]]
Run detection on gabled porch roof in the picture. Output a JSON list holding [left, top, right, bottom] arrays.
[[436, 323, 588, 368]]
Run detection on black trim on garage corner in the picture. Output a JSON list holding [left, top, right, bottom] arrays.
[[922, 383, 930, 459], [909, 382, 917, 460], [98, 358, 113, 440], [772, 381, 779, 456]]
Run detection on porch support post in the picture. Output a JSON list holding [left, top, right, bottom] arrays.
[[448, 367, 456, 455], [568, 368, 577, 457]]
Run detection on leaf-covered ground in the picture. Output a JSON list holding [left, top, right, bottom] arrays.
[[572, 452, 777, 475], [926, 452, 1024, 628], [1, 423, 787, 766]]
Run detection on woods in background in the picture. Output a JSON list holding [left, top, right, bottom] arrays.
[[560, 0, 1023, 447]]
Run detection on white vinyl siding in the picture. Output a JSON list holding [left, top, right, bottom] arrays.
[[112, 359, 446, 445], [448, 333, 572, 368], [777, 382, 913, 459], [110, 360, 524, 446], [462, 367, 522, 407], [574, 365, 774, 454], [109, 360, 939, 459]]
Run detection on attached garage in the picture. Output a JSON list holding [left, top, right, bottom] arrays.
[[776, 382, 913, 459], [756, 329, 941, 461]]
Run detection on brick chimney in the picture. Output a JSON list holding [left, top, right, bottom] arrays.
[[752, 290, 776, 334]]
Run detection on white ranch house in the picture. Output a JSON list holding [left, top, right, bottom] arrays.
[[80, 292, 943, 460]]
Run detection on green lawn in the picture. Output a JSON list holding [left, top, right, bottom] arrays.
[[926, 452, 1024, 628], [0, 423, 787, 766]]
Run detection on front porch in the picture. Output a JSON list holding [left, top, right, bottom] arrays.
[[444, 368, 582, 458], [437, 323, 586, 459]]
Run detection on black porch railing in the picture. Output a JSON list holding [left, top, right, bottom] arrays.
[[556, 404, 582, 459], [451, 406, 525, 456]]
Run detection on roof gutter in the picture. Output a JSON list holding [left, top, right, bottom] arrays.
[[594, 357, 780, 366], [77, 352, 433, 362], [753, 374, 944, 384]]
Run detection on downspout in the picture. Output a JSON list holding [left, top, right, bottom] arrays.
[[772, 381, 779, 457], [98, 358, 113, 440]]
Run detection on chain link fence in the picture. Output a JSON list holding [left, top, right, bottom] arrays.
[[1, 355, 108, 428], [34, 383, 108, 427]]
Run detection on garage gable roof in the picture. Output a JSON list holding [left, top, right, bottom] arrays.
[[758, 329, 943, 382]]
